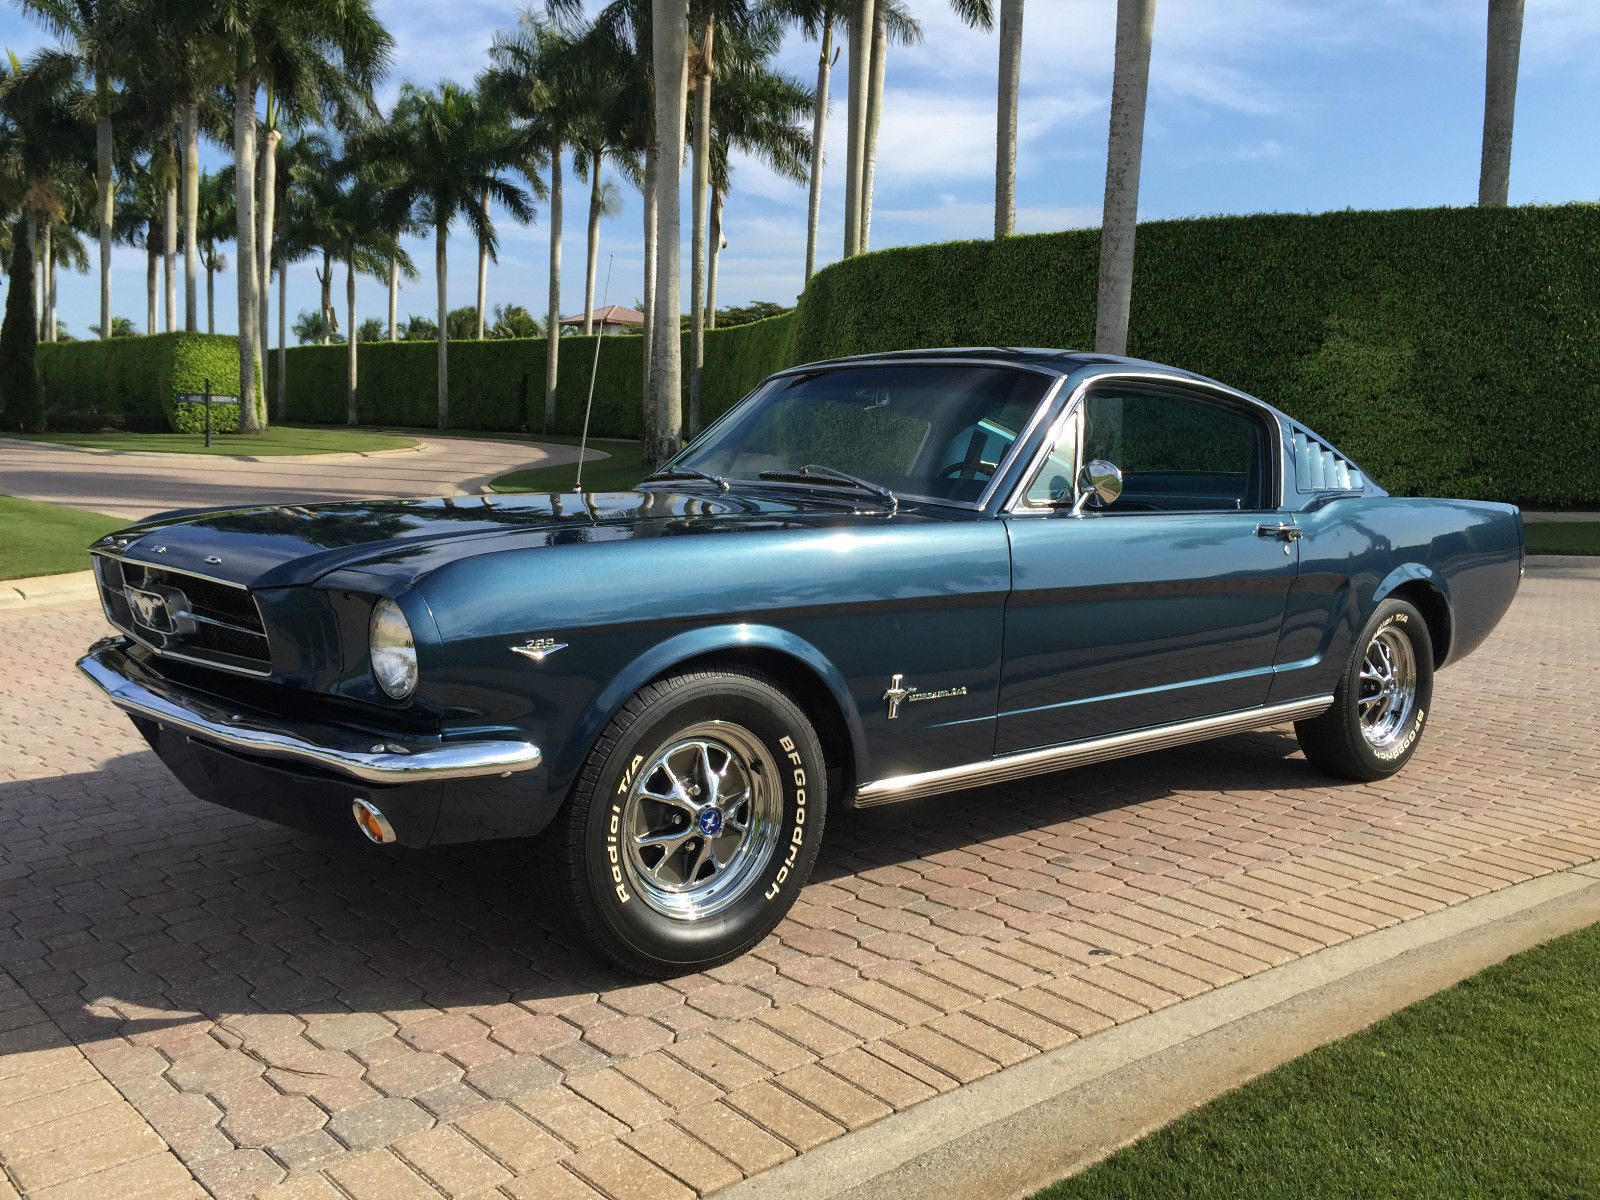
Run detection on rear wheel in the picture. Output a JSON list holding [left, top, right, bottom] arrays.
[[549, 667, 826, 976], [1296, 598, 1434, 781]]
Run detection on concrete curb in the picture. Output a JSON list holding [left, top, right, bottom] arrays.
[[0, 434, 424, 465], [716, 861, 1600, 1200], [1526, 554, 1600, 575], [0, 570, 97, 612]]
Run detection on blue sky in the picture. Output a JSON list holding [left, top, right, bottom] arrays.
[[6, 0, 1600, 340]]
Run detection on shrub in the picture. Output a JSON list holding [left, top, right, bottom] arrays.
[[37, 332, 260, 433], [234, 204, 1600, 504]]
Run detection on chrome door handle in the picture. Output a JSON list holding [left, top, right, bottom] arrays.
[[1256, 522, 1302, 541]]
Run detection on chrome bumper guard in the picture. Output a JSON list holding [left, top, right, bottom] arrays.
[[77, 638, 541, 785]]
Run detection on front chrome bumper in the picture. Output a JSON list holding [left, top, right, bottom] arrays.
[[77, 638, 542, 785]]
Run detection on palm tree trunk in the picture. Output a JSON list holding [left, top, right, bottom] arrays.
[[545, 135, 563, 431], [641, 141, 658, 423], [706, 190, 723, 330], [647, 0, 689, 470], [164, 173, 178, 332], [234, 69, 262, 433], [40, 222, 53, 342], [207, 264, 215, 334], [1479, 0, 1524, 206], [861, 2, 887, 252], [476, 186, 489, 339], [277, 265, 287, 420], [319, 253, 332, 345], [182, 104, 199, 331], [436, 221, 449, 428], [95, 77, 112, 340], [347, 259, 358, 425], [388, 257, 398, 340], [805, 20, 833, 284], [584, 158, 602, 336], [689, 15, 714, 437], [146, 242, 157, 335], [1094, 0, 1156, 357], [843, 0, 874, 257], [995, 0, 1024, 238], [259, 124, 280, 375]]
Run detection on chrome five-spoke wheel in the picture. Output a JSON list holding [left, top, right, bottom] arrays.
[[620, 722, 783, 920], [1358, 625, 1417, 749]]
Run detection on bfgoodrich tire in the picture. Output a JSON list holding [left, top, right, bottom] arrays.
[[1295, 597, 1435, 782], [549, 667, 826, 977]]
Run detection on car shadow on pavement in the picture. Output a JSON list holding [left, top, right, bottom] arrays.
[[0, 728, 1320, 1057]]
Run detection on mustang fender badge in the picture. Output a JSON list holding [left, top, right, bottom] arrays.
[[511, 637, 568, 663], [883, 675, 968, 719]]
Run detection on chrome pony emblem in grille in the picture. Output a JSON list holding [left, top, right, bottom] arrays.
[[125, 586, 175, 633]]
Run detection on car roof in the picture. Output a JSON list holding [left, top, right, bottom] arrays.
[[777, 346, 1215, 384]]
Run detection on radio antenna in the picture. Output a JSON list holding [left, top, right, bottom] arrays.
[[573, 254, 614, 493]]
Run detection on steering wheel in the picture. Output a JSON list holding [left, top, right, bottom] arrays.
[[938, 459, 998, 482]]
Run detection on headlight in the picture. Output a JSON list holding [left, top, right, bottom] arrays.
[[369, 598, 417, 700]]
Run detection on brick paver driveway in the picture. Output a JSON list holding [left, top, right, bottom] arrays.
[[1, 569, 1596, 1199]]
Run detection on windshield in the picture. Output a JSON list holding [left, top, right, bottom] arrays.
[[672, 364, 1053, 505]]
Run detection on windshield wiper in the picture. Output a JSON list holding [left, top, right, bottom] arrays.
[[641, 467, 729, 494], [757, 464, 899, 513]]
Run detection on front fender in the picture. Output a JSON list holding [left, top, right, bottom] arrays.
[[545, 622, 868, 803]]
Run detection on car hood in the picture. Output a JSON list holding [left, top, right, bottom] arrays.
[[94, 488, 935, 589]]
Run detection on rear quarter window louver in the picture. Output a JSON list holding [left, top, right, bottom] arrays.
[[1291, 429, 1364, 493]]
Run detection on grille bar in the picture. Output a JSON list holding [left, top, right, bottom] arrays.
[[92, 554, 272, 677]]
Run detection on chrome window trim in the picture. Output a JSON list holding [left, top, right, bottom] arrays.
[[662, 359, 1071, 514], [854, 695, 1334, 807], [92, 551, 273, 679], [1001, 369, 1289, 515]]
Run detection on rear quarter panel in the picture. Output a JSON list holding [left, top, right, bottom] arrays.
[[1268, 496, 1522, 704]]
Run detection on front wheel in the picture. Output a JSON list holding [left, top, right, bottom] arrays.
[[1295, 598, 1434, 781], [548, 667, 826, 976]]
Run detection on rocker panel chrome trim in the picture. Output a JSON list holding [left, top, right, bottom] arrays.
[[853, 696, 1334, 807]]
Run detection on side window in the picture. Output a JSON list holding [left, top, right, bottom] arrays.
[[1022, 418, 1078, 506], [1083, 387, 1269, 512]]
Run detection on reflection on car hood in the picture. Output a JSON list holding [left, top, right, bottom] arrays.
[[94, 487, 944, 588]]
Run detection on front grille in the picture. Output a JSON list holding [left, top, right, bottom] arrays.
[[93, 555, 272, 676]]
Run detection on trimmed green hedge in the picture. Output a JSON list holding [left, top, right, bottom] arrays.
[[787, 205, 1600, 506], [72, 204, 1600, 504], [38, 332, 262, 433]]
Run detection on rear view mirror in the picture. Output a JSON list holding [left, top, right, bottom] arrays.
[[1071, 460, 1123, 516]]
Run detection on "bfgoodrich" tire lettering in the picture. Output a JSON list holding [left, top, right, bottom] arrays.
[[765, 734, 807, 901]]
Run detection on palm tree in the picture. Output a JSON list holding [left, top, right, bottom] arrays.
[[1094, 0, 1156, 356], [323, 163, 413, 424], [647, 0, 689, 469], [369, 80, 532, 428], [14, 0, 132, 342], [194, 168, 232, 333], [769, 0, 844, 283], [206, 0, 392, 434], [1479, 0, 1524, 206], [0, 50, 90, 429], [486, 15, 576, 432], [566, 37, 636, 337], [994, 0, 1023, 237], [839, 0, 925, 257], [702, 25, 811, 332]]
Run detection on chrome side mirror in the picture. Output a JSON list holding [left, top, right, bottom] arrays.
[[1071, 459, 1123, 516]]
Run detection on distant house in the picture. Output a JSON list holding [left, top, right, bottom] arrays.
[[559, 305, 645, 337]]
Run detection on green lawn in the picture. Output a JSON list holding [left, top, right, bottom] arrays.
[[11, 424, 417, 456], [489, 436, 646, 494], [0, 495, 124, 580], [1523, 520, 1600, 555], [1033, 919, 1600, 1200]]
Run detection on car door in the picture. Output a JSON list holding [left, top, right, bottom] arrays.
[[996, 378, 1300, 754]]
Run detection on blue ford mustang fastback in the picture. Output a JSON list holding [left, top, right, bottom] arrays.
[[79, 349, 1523, 974]]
